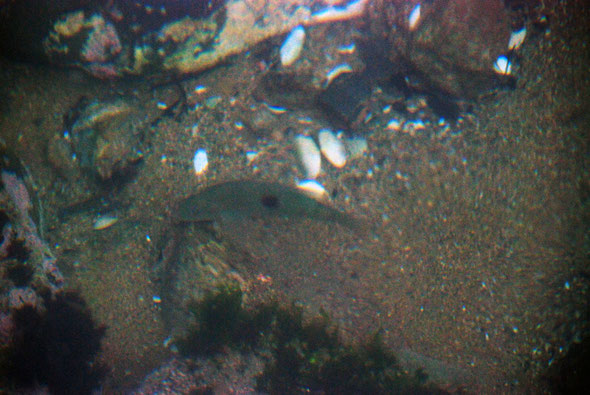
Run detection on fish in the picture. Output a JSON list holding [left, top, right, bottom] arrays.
[[173, 180, 360, 230]]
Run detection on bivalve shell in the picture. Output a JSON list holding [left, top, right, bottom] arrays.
[[508, 27, 526, 51], [294, 135, 321, 179], [280, 26, 305, 67], [493, 56, 512, 75], [318, 129, 347, 168], [408, 4, 421, 31], [296, 179, 329, 201], [93, 215, 118, 230], [193, 148, 209, 175]]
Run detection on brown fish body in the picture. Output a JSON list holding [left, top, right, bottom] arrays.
[[173, 180, 359, 230]]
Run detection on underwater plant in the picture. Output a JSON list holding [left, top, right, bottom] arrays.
[[178, 283, 448, 394], [0, 290, 106, 394]]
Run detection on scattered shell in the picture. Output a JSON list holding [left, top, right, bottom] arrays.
[[93, 215, 118, 230], [345, 137, 368, 159], [204, 96, 222, 109], [337, 43, 356, 54], [508, 27, 526, 51], [296, 179, 329, 201], [386, 118, 403, 131], [264, 103, 287, 114], [408, 4, 421, 31], [324, 63, 353, 87], [194, 85, 208, 94], [193, 148, 209, 175], [294, 135, 321, 179], [297, 116, 313, 124], [311, 0, 367, 24], [403, 120, 426, 133], [493, 55, 512, 75], [246, 151, 259, 164], [318, 129, 347, 168], [280, 26, 305, 67]]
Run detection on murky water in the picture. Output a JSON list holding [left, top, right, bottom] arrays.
[[0, 1, 588, 393]]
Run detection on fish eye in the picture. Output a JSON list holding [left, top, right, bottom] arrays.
[[261, 194, 280, 209]]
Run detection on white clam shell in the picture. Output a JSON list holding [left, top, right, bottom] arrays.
[[280, 26, 305, 67], [294, 135, 321, 179], [318, 129, 347, 168]]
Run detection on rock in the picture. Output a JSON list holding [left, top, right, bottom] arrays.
[[0, 0, 370, 78], [370, 0, 511, 99]]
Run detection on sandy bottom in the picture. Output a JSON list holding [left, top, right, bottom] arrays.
[[0, 4, 587, 392]]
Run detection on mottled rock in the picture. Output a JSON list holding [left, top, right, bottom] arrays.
[[53, 97, 146, 181]]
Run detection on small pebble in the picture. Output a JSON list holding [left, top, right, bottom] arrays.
[[345, 137, 368, 159]]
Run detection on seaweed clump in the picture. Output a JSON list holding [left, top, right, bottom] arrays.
[[0, 290, 107, 394], [178, 284, 447, 394], [177, 283, 276, 356]]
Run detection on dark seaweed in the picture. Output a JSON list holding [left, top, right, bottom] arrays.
[[178, 284, 448, 394], [0, 290, 107, 394]]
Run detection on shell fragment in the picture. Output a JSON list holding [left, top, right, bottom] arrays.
[[93, 215, 118, 230], [318, 129, 347, 168], [324, 63, 353, 87], [508, 27, 526, 51], [408, 4, 421, 31], [296, 179, 329, 201], [311, 0, 368, 24], [295, 135, 321, 179], [493, 55, 512, 75]]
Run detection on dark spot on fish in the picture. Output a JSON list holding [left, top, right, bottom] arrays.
[[261, 194, 280, 209]]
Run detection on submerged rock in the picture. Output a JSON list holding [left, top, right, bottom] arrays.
[[0, 0, 368, 78], [48, 97, 146, 181], [369, 0, 511, 99]]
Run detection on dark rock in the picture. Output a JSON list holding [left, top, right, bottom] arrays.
[[370, 0, 511, 99]]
